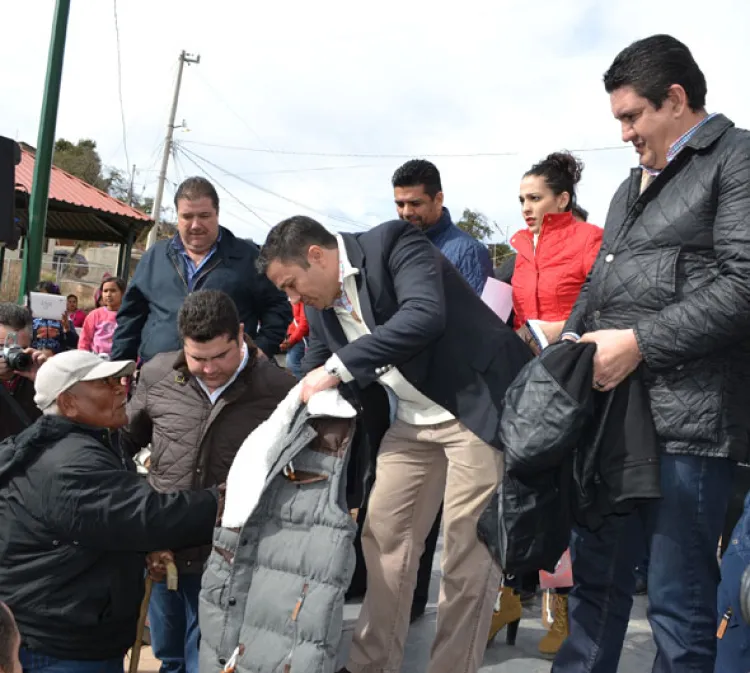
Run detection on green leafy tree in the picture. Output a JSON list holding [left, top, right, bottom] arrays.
[[103, 168, 176, 245], [105, 167, 131, 202], [133, 198, 177, 246], [456, 208, 497, 241], [52, 138, 110, 191], [488, 242, 514, 266], [53, 137, 177, 247]]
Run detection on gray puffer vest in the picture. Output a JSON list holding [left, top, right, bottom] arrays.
[[199, 395, 357, 673]]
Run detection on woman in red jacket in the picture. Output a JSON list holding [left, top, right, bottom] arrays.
[[488, 152, 603, 655], [511, 151, 602, 351], [280, 300, 309, 380]]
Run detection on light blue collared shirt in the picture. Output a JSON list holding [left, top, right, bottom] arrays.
[[643, 112, 718, 177], [171, 232, 222, 291]]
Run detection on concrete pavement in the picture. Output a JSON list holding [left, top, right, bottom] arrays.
[[138, 536, 656, 673], [338, 591, 655, 672], [337, 535, 656, 672]]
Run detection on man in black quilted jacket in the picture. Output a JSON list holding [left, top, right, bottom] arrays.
[[553, 35, 750, 673]]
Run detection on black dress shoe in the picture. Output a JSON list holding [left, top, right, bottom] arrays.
[[410, 602, 427, 623], [634, 576, 647, 596]]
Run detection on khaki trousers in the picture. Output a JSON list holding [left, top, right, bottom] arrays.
[[347, 418, 503, 673]]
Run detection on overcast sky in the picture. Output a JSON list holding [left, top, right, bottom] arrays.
[[3, 1, 749, 245]]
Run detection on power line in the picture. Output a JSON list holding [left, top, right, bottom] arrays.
[[177, 147, 270, 227], [112, 0, 131, 174], [180, 139, 632, 160], [145, 139, 165, 174], [230, 164, 382, 176], [222, 204, 287, 219], [175, 145, 271, 228], [172, 146, 188, 186], [177, 144, 371, 230], [218, 201, 304, 218], [194, 70, 271, 151], [220, 206, 286, 236], [194, 71, 341, 209]]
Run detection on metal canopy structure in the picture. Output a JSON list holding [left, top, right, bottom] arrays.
[[12, 145, 153, 278]]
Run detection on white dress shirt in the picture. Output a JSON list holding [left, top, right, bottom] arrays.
[[325, 235, 453, 426]]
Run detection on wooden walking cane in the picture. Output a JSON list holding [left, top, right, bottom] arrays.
[[129, 561, 178, 673], [129, 576, 153, 673]]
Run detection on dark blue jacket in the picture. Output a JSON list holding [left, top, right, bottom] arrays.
[[111, 226, 291, 362], [423, 208, 493, 295]]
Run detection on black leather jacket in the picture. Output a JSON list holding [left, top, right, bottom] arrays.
[[565, 114, 750, 461], [0, 376, 40, 442], [481, 342, 660, 573]]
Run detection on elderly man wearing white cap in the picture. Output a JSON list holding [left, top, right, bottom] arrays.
[[0, 350, 221, 673]]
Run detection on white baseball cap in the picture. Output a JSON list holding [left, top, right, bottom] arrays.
[[34, 350, 136, 411]]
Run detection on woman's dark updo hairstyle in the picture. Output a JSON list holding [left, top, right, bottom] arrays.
[[525, 151, 584, 212]]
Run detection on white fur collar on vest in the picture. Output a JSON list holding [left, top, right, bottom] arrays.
[[222, 384, 356, 528]]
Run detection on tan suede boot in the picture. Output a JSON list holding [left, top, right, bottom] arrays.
[[538, 593, 569, 657], [487, 586, 523, 646], [541, 589, 555, 629]]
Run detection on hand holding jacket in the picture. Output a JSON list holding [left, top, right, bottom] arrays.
[[300, 366, 340, 403], [579, 328, 643, 391]]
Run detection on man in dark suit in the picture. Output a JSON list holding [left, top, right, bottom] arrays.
[[258, 215, 531, 673]]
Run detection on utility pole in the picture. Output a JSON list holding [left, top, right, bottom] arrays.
[[127, 164, 136, 206], [145, 50, 200, 249], [19, 0, 71, 299]]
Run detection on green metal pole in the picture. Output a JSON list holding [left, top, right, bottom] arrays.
[[18, 0, 71, 300], [116, 239, 126, 277], [122, 230, 134, 280]]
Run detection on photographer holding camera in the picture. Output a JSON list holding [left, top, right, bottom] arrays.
[[0, 303, 47, 441]]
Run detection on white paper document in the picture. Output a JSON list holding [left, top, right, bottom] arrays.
[[28, 292, 67, 321], [481, 277, 514, 323]]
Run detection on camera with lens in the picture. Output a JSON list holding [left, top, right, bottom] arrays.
[[1, 332, 31, 372]]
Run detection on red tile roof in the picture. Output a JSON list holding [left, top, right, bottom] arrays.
[[16, 147, 152, 222]]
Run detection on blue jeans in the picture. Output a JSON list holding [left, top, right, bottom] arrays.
[[286, 340, 306, 380], [19, 649, 122, 672], [148, 573, 201, 673], [635, 544, 650, 584], [715, 491, 750, 672], [553, 454, 734, 673]]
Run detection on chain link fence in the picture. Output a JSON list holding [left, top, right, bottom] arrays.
[[1, 257, 118, 307]]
